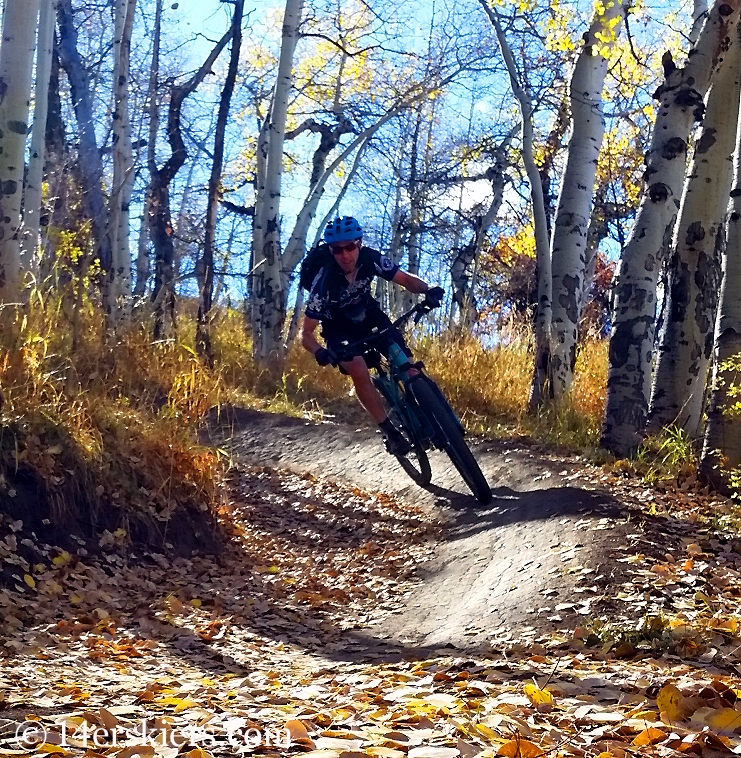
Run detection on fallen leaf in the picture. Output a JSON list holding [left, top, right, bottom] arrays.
[[657, 683, 686, 723], [497, 739, 544, 757], [631, 728, 666, 747], [523, 683, 553, 707], [408, 749, 459, 758], [366, 749, 405, 758], [285, 719, 314, 748], [703, 707, 741, 733]]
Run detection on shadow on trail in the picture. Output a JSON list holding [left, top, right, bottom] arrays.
[[112, 408, 741, 667], [423, 481, 620, 526], [2, 408, 718, 679]]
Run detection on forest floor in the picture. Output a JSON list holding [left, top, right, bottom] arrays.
[[2, 408, 741, 757]]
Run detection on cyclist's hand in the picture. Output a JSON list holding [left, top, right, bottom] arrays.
[[424, 286, 445, 308], [315, 348, 333, 367]]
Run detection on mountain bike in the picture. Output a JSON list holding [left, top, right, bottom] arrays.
[[330, 301, 492, 504]]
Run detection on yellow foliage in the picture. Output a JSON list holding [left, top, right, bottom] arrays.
[[523, 683, 554, 707], [495, 224, 537, 266]]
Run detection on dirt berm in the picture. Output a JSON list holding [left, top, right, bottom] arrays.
[[205, 407, 635, 654]]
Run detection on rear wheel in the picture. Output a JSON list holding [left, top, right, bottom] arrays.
[[387, 407, 432, 485], [395, 444, 432, 486], [411, 377, 491, 503]]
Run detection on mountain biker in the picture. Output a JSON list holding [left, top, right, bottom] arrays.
[[301, 216, 444, 456]]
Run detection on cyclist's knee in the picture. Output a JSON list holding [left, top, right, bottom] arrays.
[[341, 356, 369, 380]]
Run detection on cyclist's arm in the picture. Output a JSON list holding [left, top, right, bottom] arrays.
[[392, 269, 430, 294], [301, 316, 324, 356]]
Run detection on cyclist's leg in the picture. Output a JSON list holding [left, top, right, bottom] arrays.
[[340, 355, 387, 423], [324, 329, 410, 454], [324, 331, 387, 422]]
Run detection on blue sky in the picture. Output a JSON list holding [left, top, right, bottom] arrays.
[[170, 0, 273, 48]]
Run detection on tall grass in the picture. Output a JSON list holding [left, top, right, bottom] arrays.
[[413, 331, 607, 448], [0, 297, 612, 542], [0, 298, 229, 539]]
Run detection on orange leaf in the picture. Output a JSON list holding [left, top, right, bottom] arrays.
[[631, 727, 666, 747], [497, 739, 544, 757], [285, 719, 314, 748]]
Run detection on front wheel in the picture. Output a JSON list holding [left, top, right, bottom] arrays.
[[410, 377, 492, 503]]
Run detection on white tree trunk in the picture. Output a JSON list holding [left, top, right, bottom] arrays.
[[251, 0, 303, 368], [648, 31, 741, 437], [478, 0, 551, 408], [0, 0, 40, 303], [700, 96, 741, 492], [386, 179, 406, 317], [550, 0, 628, 398], [134, 0, 161, 298], [21, 0, 55, 279], [601, 0, 741, 457], [109, 0, 137, 321], [691, 1, 710, 43], [250, 104, 270, 281]]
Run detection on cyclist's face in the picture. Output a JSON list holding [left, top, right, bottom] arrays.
[[331, 239, 360, 273]]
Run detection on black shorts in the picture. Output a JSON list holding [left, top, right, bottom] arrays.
[[322, 319, 412, 372]]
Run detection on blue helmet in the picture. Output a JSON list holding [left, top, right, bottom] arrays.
[[324, 216, 363, 244]]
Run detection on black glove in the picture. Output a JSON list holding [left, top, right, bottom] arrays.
[[315, 347, 333, 367], [424, 286, 445, 308]]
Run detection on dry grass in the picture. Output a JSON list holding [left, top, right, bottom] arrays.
[[210, 313, 609, 450], [0, 299, 611, 543], [411, 330, 607, 449], [0, 300, 228, 544]]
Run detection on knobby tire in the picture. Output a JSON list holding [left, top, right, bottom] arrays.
[[374, 379, 432, 486], [412, 377, 492, 503], [395, 444, 432, 486]]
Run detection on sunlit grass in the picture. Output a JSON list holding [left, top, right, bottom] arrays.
[[409, 330, 606, 450], [0, 297, 615, 540]]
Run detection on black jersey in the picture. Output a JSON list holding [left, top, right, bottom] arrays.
[[304, 247, 399, 331]]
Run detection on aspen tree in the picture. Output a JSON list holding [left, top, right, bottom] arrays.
[[21, 0, 56, 279], [649, 28, 741, 437], [0, 0, 40, 304], [477, 0, 551, 410], [251, 0, 304, 368], [601, 0, 741, 457], [549, 0, 629, 399], [134, 0, 162, 298], [109, 0, 137, 322], [56, 0, 112, 292], [701, 93, 741, 492]]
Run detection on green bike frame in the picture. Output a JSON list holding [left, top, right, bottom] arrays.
[[374, 342, 443, 449]]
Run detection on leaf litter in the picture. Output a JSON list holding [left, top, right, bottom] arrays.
[[3, 461, 741, 757]]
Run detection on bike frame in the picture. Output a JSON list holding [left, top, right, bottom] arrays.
[[332, 303, 448, 449], [372, 343, 438, 448], [331, 301, 492, 503]]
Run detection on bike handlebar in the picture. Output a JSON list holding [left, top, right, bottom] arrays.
[[328, 299, 437, 365]]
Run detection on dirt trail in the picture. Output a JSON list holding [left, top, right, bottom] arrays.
[[205, 407, 631, 653]]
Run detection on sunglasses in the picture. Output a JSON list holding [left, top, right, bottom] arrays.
[[330, 241, 358, 255]]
